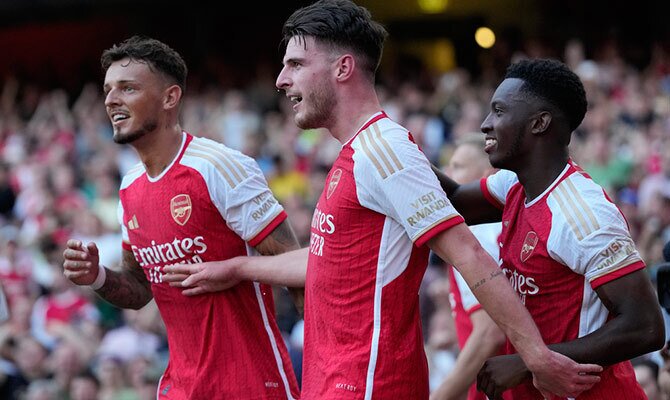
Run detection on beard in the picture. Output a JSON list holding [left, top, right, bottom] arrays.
[[490, 129, 525, 170], [294, 80, 336, 130], [112, 119, 158, 144]]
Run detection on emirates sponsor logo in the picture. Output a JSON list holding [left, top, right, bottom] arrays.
[[327, 168, 342, 199], [170, 194, 192, 226], [520, 231, 538, 262]]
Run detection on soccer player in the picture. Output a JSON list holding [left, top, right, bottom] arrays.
[[164, 1, 602, 399], [432, 58, 665, 399], [430, 134, 506, 400], [62, 36, 301, 399]]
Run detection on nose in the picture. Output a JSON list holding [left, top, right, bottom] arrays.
[[104, 88, 120, 108], [481, 113, 493, 133], [276, 67, 290, 91]]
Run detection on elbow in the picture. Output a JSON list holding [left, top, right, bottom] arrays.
[[638, 309, 666, 353]]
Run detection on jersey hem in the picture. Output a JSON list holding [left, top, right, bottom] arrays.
[[248, 210, 288, 247], [590, 260, 646, 289], [414, 215, 465, 247]]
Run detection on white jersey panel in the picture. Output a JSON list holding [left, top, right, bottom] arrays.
[[546, 172, 643, 336], [118, 163, 146, 244], [484, 169, 518, 206], [546, 172, 643, 281], [352, 120, 461, 244], [180, 137, 284, 243]]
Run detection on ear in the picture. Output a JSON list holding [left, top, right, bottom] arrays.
[[163, 85, 182, 111], [334, 54, 355, 82], [530, 110, 552, 135]]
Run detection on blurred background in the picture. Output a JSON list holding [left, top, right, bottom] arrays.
[[0, 0, 669, 399]]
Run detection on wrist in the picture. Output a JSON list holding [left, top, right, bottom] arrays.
[[89, 265, 107, 290]]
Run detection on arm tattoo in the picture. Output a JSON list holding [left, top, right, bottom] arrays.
[[255, 219, 301, 256], [255, 219, 304, 315], [470, 270, 504, 291], [95, 250, 153, 310]]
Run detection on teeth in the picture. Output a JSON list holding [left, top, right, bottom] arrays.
[[289, 96, 302, 104], [485, 138, 497, 146], [112, 114, 128, 122]]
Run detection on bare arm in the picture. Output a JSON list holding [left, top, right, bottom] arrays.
[[96, 250, 153, 309], [63, 239, 152, 310], [477, 269, 665, 397], [431, 164, 501, 225], [253, 219, 304, 314], [430, 309, 505, 400], [162, 245, 309, 296], [427, 224, 601, 398]]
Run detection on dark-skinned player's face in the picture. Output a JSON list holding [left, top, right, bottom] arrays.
[[481, 78, 536, 172], [103, 58, 166, 144]]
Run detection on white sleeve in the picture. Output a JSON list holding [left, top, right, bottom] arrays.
[[117, 200, 129, 244], [182, 139, 285, 244], [353, 127, 462, 244], [546, 173, 643, 284], [484, 169, 518, 206]]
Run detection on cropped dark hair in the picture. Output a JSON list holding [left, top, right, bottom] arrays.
[[281, 0, 388, 81], [101, 35, 187, 91], [505, 58, 587, 132]]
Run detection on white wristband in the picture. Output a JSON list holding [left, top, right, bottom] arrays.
[[89, 265, 107, 290]]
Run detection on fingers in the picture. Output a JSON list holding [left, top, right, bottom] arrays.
[[66, 239, 83, 249], [182, 286, 206, 296], [578, 363, 603, 374], [162, 274, 189, 285], [163, 264, 196, 275]]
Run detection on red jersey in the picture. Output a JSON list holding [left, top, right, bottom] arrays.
[[481, 160, 646, 400], [448, 222, 505, 400], [118, 132, 299, 400], [301, 112, 464, 400]]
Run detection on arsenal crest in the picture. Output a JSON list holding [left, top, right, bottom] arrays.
[[171, 194, 192, 226], [520, 231, 538, 262], [327, 168, 342, 199]]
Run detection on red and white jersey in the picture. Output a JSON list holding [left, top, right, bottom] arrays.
[[482, 159, 646, 399], [301, 112, 464, 400], [448, 222, 504, 400], [118, 132, 299, 400]]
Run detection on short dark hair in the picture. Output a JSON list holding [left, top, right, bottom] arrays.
[[281, 0, 388, 81], [101, 35, 187, 91], [505, 58, 587, 133]]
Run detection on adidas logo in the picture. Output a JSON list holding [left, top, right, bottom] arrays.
[[128, 215, 139, 230]]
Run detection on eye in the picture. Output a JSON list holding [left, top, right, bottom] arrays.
[[123, 86, 135, 93], [494, 107, 503, 116]]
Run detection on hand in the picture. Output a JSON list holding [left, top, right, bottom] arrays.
[[162, 258, 244, 296], [477, 354, 531, 399], [62, 239, 100, 286], [528, 350, 601, 399]]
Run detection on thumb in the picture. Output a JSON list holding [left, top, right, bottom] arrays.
[[86, 242, 99, 257]]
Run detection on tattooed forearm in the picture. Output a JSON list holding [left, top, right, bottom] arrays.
[[255, 219, 304, 313], [255, 219, 301, 256], [95, 251, 153, 310], [470, 270, 504, 292]]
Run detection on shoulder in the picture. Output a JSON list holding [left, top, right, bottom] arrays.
[[548, 170, 624, 239], [119, 162, 145, 190], [182, 136, 260, 188], [351, 118, 426, 178]]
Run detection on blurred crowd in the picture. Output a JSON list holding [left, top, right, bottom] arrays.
[[0, 35, 669, 400]]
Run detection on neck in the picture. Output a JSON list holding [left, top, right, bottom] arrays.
[[329, 84, 382, 144], [515, 148, 569, 202], [134, 124, 183, 178]]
